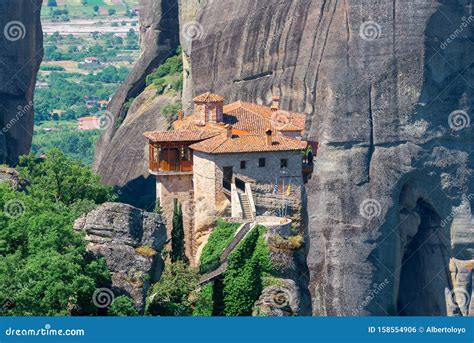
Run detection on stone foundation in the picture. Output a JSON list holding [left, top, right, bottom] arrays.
[[156, 174, 195, 264]]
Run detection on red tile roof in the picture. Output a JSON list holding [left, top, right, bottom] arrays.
[[78, 116, 99, 121], [145, 94, 308, 153], [189, 133, 307, 154], [144, 128, 223, 143], [193, 92, 224, 103], [223, 101, 305, 134], [172, 101, 305, 135]]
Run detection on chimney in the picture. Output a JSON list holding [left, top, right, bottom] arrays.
[[177, 110, 183, 121], [271, 96, 280, 111], [265, 129, 273, 146], [225, 124, 232, 138]]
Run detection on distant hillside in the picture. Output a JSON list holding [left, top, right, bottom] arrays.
[[41, 0, 139, 18]]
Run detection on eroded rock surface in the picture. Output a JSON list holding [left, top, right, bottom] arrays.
[[92, 0, 474, 316], [0, 0, 43, 165], [93, 0, 180, 198], [74, 202, 167, 310], [188, 0, 474, 315], [253, 279, 300, 316]]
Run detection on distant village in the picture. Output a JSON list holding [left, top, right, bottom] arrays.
[[36, 55, 111, 133]]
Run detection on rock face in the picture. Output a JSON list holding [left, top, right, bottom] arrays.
[[74, 202, 167, 310], [93, 0, 474, 316], [0, 167, 20, 189], [188, 0, 474, 316], [0, 0, 43, 165], [253, 279, 300, 316], [93, 0, 180, 204]]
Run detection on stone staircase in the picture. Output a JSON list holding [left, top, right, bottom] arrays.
[[238, 192, 253, 221], [198, 222, 256, 285]]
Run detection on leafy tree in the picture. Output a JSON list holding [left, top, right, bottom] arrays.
[[171, 199, 187, 263], [108, 296, 139, 316], [108, 8, 117, 16], [32, 128, 101, 166], [17, 149, 115, 205], [47, 0, 57, 6], [193, 283, 213, 316], [0, 151, 116, 316], [146, 261, 198, 316], [93, 5, 99, 12]]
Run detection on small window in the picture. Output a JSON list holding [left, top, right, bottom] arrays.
[[240, 161, 246, 169], [280, 159, 288, 168], [182, 147, 190, 161], [258, 158, 266, 168]]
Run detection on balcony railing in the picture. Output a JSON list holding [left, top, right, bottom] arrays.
[[149, 144, 193, 174], [157, 160, 193, 172]]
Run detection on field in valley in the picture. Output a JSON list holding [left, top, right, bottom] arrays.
[[41, 0, 139, 18]]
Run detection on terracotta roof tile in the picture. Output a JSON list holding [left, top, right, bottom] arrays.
[[144, 128, 223, 143], [78, 116, 99, 121], [223, 101, 305, 134], [189, 133, 307, 154], [193, 92, 224, 102]]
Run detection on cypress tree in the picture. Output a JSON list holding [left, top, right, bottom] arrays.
[[171, 199, 187, 263]]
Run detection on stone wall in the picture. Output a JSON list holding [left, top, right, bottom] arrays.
[[156, 174, 194, 263], [193, 150, 304, 226]]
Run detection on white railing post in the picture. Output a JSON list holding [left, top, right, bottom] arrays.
[[245, 183, 256, 220], [231, 183, 242, 218]]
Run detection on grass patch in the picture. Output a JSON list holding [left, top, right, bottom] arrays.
[[199, 219, 241, 273], [135, 246, 157, 257]]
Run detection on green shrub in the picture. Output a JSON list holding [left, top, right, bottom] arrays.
[[223, 225, 272, 316], [146, 261, 198, 316], [199, 219, 240, 273], [161, 102, 182, 124], [40, 65, 65, 71], [192, 283, 213, 316], [145, 48, 183, 95], [108, 296, 139, 316], [268, 234, 304, 252]]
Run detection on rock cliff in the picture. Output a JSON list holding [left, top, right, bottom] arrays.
[[93, 0, 474, 316], [74, 202, 167, 311], [0, 0, 43, 165], [93, 0, 180, 206], [189, 0, 474, 316]]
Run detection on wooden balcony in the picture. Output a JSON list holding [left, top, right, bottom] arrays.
[[149, 144, 193, 175]]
